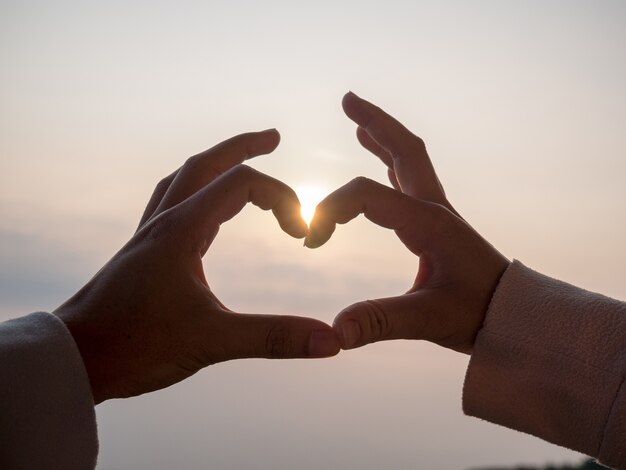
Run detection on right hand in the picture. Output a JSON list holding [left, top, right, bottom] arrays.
[[306, 92, 509, 355]]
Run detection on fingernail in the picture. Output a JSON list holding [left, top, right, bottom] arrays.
[[339, 320, 361, 349], [308, 330, 340, 358], [303, 234, 313, 248], [296, 224, 308, 239], [303, 229, 318, 249], [291, 217, 308, 239], [342, 92, 367, 124]]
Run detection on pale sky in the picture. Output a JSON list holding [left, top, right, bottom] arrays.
[[1, 1, 625, 469]]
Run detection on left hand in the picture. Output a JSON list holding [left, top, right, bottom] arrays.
[[55, 129, 340, 404], [306, 93, 509, 355]]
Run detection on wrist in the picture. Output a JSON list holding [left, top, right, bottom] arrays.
[[54, 306, 107, 405]]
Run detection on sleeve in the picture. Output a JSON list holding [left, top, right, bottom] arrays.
[[0, 312, 98, 470], [463, 260, 626, 469]]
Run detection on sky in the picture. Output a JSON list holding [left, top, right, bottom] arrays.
[[1, 0, 625, 468]]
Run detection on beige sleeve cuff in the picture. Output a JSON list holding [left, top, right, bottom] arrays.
[[463, 260, 626, 469]]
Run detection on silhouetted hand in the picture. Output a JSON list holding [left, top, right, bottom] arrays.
[[55, 130, 340, 404], [306, 93, 509, 355]]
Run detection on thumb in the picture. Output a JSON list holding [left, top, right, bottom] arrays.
[[333, 292, 435, 349], [222, 313, 341, 360]]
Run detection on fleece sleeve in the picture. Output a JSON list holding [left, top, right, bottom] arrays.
[[463, 260, 626, 469], [0, 312, 98, 470]]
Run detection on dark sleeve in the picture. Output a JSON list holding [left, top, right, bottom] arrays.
[[0, 312, 98, 470]]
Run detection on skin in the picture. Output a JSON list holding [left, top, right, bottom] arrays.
[[54, 95, 508, 405], [54, 129, 340, 405], [306, 92, 510, 355]]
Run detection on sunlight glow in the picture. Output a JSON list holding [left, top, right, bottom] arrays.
[[295, 185, 328, 225]]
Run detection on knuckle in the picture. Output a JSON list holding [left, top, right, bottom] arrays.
[[362, 300, 392, 342], [204, 164, 223, 181], [413, 134, 427, 153], [422, 201, 451, 228], [264, 324, 293, 358], [232, 131, 252, 145], [185, 154, 223, 180], [154, 176, 171, 195], [349, 175, 372, 192], [230, 163, 255, 180], [139, 211, 177, 243], [184, 154, 199, 168]]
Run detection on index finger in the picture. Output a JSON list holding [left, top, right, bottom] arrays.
[[151, 129, 281, 221], [304, 176, 432, 255], [180, 165, 308, 251]]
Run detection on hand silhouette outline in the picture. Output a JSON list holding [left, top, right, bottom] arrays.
[[307, 92, 509, 355], [55, 130, 340, 404]]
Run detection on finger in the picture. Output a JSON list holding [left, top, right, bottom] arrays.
[[304, 177, 432, 253], [356, 126, 393, 168], [152, 129, 280, 220], [181, 165, 308, 249], [137, 169, 179, 230], [332, 292, 438, 349], [222, 312, 340, 359], [356, 127, 402, 191], [388, 168, 401, 191], [343, 92, 449, 207], [356, 126, 401, 190]]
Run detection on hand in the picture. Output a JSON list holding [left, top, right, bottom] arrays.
[[306, 93, 509, 355], [55, 130, 340, 404]]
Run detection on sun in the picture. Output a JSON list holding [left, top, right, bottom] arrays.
[[295, 184, 328, 226]]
